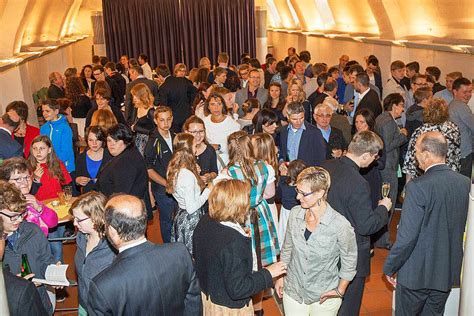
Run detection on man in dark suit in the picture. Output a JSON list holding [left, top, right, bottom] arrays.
[[384, 131, 470, 315], [47, 71, 65, 99], [321, 131, 391, 316], [313, 102, 347, 159], [124, 65, 160, 125], [87, 194, 201, 316], [92, 65, 122, 109], [0, 220, 46, 316], [354, 72, 382, 118], [0, 111, 22, 160], [156, 64, 196, 133], [104, 62, 126, 105], [278, 102, 326, 170]]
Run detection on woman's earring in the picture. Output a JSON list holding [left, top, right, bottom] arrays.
[[317, 199, 321, 206]]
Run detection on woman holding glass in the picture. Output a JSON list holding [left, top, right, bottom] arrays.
[[275, 167, 357, 315]]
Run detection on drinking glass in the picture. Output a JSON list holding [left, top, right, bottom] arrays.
[[382, 182, 390, 198], [63, 186, 73, 205]]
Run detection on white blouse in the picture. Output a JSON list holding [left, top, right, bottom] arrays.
[[173, 168, 210, 214], [204, 115, 240, 167]]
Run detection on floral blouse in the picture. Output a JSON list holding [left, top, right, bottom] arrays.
[[402, 121, 461, 177]]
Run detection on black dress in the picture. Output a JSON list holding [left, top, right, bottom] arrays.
[[72, 95, 92, 118], [75, 149, 112, 192], [196, 144, 218, 176]]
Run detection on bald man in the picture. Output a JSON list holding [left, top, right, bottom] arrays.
[[87, 194, 201, 315], [384, 131, 470, 315]]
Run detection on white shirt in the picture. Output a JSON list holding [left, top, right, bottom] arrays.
[[141, 63, 153, 80], [118, 238, 147, 253], [173, 169, 210, 214], [0, 127, 12, 136], [203, 115, 240, 168], [162, 131, 173, 153], [425, 162, 446, 173]]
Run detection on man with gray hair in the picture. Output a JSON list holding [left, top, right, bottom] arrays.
[[321, 131, 392, 316], [384, 131, 470, 315], [87, 194, 201, 315]]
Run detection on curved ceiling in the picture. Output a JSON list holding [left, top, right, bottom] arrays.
[[0, 0, 473, 61]]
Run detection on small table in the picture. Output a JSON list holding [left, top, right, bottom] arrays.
[[43, 197, 77, 223]]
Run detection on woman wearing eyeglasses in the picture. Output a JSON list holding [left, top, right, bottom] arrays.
[[0, 181, 56, 314], [0, 157, 58, 236], [183, 116, 218, 185], [69, 191, 116, 316], [275, 167, 357, 316]]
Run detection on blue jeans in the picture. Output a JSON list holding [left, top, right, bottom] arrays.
[[153, 190, 176, 243], [48, 224, 65, 262]]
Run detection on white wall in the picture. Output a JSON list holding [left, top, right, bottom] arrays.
[[0, 37, 93, 126], [268, 31, 474, 85]]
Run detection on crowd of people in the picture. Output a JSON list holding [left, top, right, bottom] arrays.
[[0, 47, 472, 316]]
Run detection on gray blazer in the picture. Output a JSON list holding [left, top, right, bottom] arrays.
[[375, 111, 408, 171], [448, 99, 474, 158], [383, 164, 470, 291], [235, 87, 268, 117]]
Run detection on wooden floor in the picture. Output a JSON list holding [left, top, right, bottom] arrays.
[[55, 211, 400, 315]]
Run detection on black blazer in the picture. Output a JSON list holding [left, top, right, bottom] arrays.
[[324, 127, 347, 159], [144, 130, 176, 193], [321, 157, 388, 277], [383, 165, 470, 291], [108, 72, 126, 103], [357, 89, 382, 118], [193, 215, 273, 309], [0, 129, 23, 160], [374, 71, 383, 97], [87, 241, 201, 316], [124, 77, 160, 124], [96, 146, 151, 216], [4, 269, 47, 316], [75, 149, 112, 192], [158, 76, 197, 127], [278, 122, 326, 166], [47, 84, 65, 99]]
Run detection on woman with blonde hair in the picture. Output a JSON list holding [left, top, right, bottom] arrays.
[[174, 63, 187, 77], [70, 191, 116, 315], [285, 78, 311, 121], [90, 109, 118, 131], [275, 167, 357, 315], [251, 133, 280, 239], [130, 83, 155, 155], [166, 133, 213, 254], [193, 179, 287, 315], [217, 130, 279, 315]]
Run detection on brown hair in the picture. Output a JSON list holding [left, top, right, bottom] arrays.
[[0, 157, 31, 181], [251, 133, 278, 181], [154, 105, 173, 118], [130, 83, 154, 109], [423, 98, 449, 124], [286, 160, 307, 185], [296, 166, 331, 198], [166, 133, 204, 193], [65, 76, 86, 104], [94, 81, 112, 100], [28, 135, 65, 183], [208, 179, 251, 224], [227, 131, 257, 185], [183, 115, 205, 133], [204, 93, 228, 116], [91, 109, 118, 131], [242, 98, 260, 115], [69, 191, 107, 237], [0, 181, 26, 213]]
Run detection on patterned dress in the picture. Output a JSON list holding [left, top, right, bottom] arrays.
[[402, 121, 461, 177], [228, 161, 280, 266]]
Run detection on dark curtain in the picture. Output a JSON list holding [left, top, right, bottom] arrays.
[[180, 0, 256, 67], [103, 0, 256, 70], [102, 0, 182, 68]]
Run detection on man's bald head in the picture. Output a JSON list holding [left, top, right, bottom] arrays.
[[415, 131, 447, 170], [105, 194, 147, 242]]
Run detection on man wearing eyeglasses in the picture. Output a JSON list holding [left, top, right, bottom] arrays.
[[0, 110, 22, 160], [235, 69, 268, 117], [321, 131, 392, 316], [92, 64, 122, 110], [0, 181, 56, 314]]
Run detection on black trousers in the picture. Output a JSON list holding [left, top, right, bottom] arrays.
[[460, 153, 473, 179], [337, 276, 365, 316], [395, 283, 450, 316]]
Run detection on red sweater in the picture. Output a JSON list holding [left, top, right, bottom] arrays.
[[24, 124, 40, 158], [35, 161, 72, 201]]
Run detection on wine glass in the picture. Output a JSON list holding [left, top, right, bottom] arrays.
[[382, 182, 390, 198], [63, 186, 73, 205]]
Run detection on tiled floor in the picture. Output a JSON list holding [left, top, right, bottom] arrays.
[[55, 211, 400, 315]]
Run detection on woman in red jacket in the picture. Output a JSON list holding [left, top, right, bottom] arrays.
[[6, 101, 40, 158]]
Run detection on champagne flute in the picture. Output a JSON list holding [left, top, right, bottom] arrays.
[[63, 186, 73, 205], [382, 182, 390, 198]]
